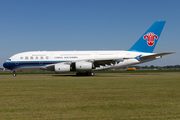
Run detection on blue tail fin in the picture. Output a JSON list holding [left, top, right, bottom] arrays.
[[128, 21, 166, 53]]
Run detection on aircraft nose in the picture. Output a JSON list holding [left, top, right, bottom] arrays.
[[3, 62, 9, 69]]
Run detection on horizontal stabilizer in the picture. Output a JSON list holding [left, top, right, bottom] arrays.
[[141, 52, 175, 59], [140, 52, 175, 63]]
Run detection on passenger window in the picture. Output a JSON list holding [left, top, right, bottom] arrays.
[[25, 57, 28, 60], [30, 57, 33, 59], [20, 57, 23, 59]]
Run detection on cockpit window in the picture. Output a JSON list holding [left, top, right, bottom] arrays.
[[7, 59, 11, 61]]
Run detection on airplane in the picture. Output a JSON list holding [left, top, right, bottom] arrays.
[[3, 21, 174, 77]]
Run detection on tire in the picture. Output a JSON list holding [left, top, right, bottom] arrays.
[[13, 74, 16, 77]]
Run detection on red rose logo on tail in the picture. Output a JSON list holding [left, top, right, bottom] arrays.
[[143, 32, 158, 46]]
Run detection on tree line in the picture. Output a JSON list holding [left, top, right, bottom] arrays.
[[131, 65, 180, 69]]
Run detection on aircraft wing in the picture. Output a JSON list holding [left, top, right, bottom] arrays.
[[41, 59, 119, 70], [94, 60, 116, 67], [40, 63, 56, 71], [41, 52, 175, 70]]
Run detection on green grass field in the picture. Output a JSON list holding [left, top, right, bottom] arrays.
[[1, 69, 180, 75], [0, 74, 180, 119]]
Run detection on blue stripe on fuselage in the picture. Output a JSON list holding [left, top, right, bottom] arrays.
[[3, 61, 71, 70]]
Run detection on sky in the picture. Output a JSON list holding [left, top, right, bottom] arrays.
[[0, 0, 180, 67]]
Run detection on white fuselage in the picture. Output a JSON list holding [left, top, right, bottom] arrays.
[[4, 50, 153, 71]]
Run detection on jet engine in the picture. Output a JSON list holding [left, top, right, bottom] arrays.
[[54, 63, 70, 74], [75, 61, 93, 71]]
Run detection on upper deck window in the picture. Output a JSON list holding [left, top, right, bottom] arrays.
[[60, 54, 91, 56], [99, 54, 113, 55]]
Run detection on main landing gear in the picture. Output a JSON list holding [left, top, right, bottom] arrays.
[[76, 72, 94, 76], [13, 70, 17, 77]]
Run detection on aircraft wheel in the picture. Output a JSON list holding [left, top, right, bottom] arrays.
[[91, 72, 94, 76], [87, 72, 94, 76], [76, 72, 94, 76], [76, 72, 83, 76], [13, 71, 16, 77]]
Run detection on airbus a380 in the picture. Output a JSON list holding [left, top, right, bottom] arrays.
[[3, 21, 174, 76]]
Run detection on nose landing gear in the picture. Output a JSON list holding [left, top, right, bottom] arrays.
[[13, 70, 16, 77]]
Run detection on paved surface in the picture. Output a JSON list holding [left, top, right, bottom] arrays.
[[96, 73, 180, 77], [1, 73, 180, 77]]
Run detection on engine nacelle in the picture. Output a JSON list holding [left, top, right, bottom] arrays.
[[54, 63, 70, 74], [75, 61, 93, 71]]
